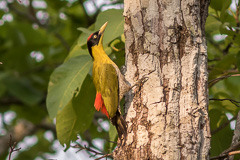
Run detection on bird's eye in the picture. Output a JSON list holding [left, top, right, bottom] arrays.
[[93, 35, 97, 39]]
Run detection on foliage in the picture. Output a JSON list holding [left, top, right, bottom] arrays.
[[206, 0, 240, 158], [0, 0, 123, 159]]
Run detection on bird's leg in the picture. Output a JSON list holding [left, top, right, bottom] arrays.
[[128, 68, 156, 91], [120, 65, 127, 75], [132, 68, 157, 89], [129, 76, 149, 90]]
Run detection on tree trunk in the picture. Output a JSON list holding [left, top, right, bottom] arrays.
[[114, 0, 211, 159]]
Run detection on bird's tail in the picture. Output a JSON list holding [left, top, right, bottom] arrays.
[[111, 110, 127, 145]]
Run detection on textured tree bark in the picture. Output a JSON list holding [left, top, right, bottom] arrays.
[[113, 0, 211, 159]]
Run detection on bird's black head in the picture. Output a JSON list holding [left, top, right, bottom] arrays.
[[87, 22, 108, 59], [87, 31, 101, 58]]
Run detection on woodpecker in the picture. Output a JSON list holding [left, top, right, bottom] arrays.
[[87, 22, 130, 144]]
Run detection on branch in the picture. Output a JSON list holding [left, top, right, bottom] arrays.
[[208, 74, 240, 87], [8, 135, 21, 160], [209, 98, 240, 107], [95, 153, 113, 160], [210, 141, 240, 159], [210, 154, 227, 160], [71, 144, 113, 160], [229, 150, 240, 156], [222, 141, 240, 156], [0, 120, 56, 157]]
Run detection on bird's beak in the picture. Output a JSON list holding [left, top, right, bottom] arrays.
[[98, 22, 108, 46]]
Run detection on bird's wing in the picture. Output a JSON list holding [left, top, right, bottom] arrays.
[[98, 63, 118, 118]]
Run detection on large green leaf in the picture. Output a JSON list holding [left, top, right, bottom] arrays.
[[56, 75, 96, 148], [95, 9, 124, 46], [64, 26, 94, 61], [65, 46, 89, 61], [56, 100, 77, 148], [47, 55, 92, 118]]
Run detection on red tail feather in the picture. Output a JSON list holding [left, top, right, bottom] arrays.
[[94, 93, 103, 111], [94, 93, 109, 118]]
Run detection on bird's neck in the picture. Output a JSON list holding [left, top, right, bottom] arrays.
[[92, 46, 111, 62]]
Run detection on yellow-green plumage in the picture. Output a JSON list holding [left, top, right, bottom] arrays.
[[87, 22, 129, 145], [92, 46, 118, 118]]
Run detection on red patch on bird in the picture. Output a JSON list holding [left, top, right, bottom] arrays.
[[87, 33, 93, 41], [94, 93, 109, 118]]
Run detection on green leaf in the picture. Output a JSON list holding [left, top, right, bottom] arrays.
[[65, 26, 94, 61], [47, 55, 92, 118], [56, 100, 76, 148], [72, 74, 96, 131], [65, 46, 89, 61], [210, 109, 233, 156], [205, 16, 221, 33], [95, 9, 124, 46], [224, 77, 240, 98], [77, 24, 95, 47], [56, 75, 96, 148], [210, 0, 231, 11], [219, 23, 236, 36], [77, 27, 93, 46], [209, 54, 236, 81], [220, 0, 232, 22], [109, 123, 117, 150]]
